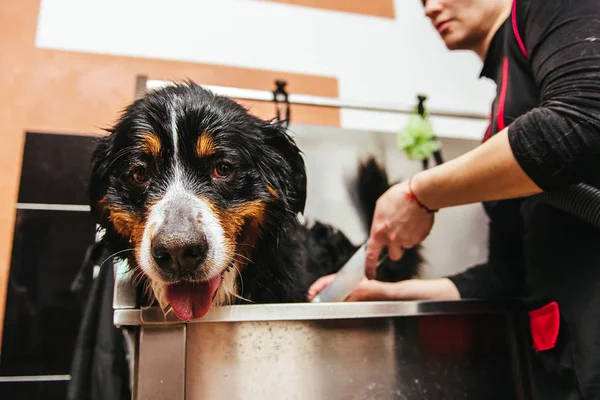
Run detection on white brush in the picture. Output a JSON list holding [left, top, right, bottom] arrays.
[[311, 241, 388, 303]]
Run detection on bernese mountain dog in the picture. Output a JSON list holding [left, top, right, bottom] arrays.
[[89, 82, 422, 321]]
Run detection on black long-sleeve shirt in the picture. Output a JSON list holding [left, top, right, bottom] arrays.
[[446, 0, 600, 398]]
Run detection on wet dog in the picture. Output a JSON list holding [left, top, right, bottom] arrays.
[[89, 82, 422, 320]]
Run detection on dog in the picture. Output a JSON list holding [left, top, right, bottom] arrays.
[[89, 82, 422, 321]]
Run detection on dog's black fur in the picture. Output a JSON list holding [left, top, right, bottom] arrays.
[[89, 82, 421, 309]]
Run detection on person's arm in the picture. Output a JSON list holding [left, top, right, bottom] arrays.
[[411, 129, 541, 210], [363, 130, 533, 277], [306, 275, 461, 302], [394, 254, 523, 301], [308, 261, 520, 302]]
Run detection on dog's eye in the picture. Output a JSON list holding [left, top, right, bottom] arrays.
[[212, 162, 233, 179], [131, 167, 149, 184]]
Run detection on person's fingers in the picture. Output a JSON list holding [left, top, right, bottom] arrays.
[[387, 244, 404, 261], [346, 280, 368, 302], [346, 291, 365, 302], [307, 274, 336, 300], [347, 287, 375, 302], [365, 238, 385, 280]]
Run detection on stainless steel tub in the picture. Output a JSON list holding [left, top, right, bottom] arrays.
[[115, 296, 533, 400]]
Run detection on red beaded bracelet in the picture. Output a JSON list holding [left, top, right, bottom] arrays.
[[406, 177, 438, 214]]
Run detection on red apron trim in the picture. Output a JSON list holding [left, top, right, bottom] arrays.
[[528, 301, 560, 352], [496, 57, 509, 131], [512, 0, 528, 58]]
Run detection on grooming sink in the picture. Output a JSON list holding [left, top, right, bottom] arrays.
[[114, 268, 534, 399]]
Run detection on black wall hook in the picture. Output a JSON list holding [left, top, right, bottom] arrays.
[[417, 94, 427, 117], [273, 80, 291, 128], [416, 94, 445, 170]]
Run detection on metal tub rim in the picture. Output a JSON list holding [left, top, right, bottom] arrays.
[[114, 299, 523, 327]]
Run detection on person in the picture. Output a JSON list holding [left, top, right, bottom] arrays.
[[307, 0, 600, 398]]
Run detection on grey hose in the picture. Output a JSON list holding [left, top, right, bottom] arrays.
[[535, 183, 600, 229]]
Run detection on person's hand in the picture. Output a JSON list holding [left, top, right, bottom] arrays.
[[307, 274, 395, 302], [365, 179, 435, 279]]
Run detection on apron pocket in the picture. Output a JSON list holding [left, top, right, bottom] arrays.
[[529, 301, 560, 352]]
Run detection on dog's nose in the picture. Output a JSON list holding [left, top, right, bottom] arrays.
[[150, 205, 208, 275], [151, 235, 208, 274]]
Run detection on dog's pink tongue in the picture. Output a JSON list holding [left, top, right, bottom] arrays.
[[165, 276, 221, 321]]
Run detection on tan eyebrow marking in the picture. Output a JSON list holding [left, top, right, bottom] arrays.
[[138, 132, 161, 156], [197, 134, 216, 157]]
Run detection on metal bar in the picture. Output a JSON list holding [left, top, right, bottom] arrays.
[[15, 203, 90, 212], [0, 375, 71, 382], [146, 80, 489, 121], [135, 74, 149, 100], [113, 258, 139, 310], [136, 326, 186, 400]]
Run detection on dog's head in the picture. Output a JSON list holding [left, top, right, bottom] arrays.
[[90, 82, 306, 320]]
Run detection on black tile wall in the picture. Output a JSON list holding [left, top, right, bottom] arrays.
[[1, 132, 99, 398], [17, 132, 99, 205], [0, 380, 69, 400], [1, 210, 96, 376]]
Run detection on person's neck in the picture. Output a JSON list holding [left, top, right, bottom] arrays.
[[473, 2, 512, 61]]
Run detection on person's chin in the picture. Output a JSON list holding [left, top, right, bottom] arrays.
[[442, 34, 469, 51]]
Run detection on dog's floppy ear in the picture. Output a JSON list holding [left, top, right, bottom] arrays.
[[262, 122, 307, 214]]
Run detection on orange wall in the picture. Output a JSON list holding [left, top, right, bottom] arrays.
[[261, 0, 396, 18], [0, 0, 340, 348]]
